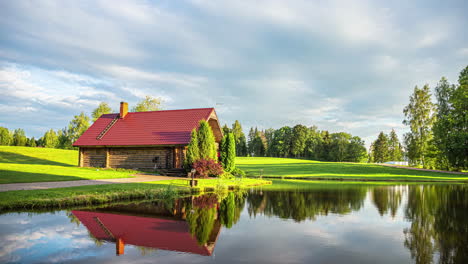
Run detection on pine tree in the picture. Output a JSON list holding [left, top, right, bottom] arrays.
[[197, 120, 217, 160], [388, 129, 403, 161], [220, 134, 228, 167], [224, 133, 236, 172], [185, 128, 200, 168], [373, 132, 389, 163], [231, 120, 247, 156]]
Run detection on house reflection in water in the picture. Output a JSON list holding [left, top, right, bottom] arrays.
[[71, 196, 223, 256]]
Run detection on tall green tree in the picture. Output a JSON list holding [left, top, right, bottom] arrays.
[[92, 102, 112, 122], [0, 127, 12, 145], [67, 112, 90, 144], [57, 128, 73, 149], [403, 85, 435, 167], [231, 120, 247, 156], [291, 124, 309, 157], [432, 77, 455, 170], [220, 133, 236, 172], [197, 120, 217, 160], [388, 129, 403, 161], [373, 132, 389, 163], [131, 96, 163, 112], [42, 129, 59, 148], [446, 66, 468, 170], [185, 128, 200, 168], [12, 129, 27, 146]]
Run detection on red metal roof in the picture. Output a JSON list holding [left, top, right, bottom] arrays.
[[73, 108, 216, 146], [71, 210, 214, 256]]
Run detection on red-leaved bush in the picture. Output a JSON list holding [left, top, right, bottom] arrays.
[[192, 159, 224, 178]]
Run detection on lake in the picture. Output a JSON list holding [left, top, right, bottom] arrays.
[[0, 181, 467, 263]]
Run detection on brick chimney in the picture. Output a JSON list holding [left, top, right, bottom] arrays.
[[119, 102, 128, 119]]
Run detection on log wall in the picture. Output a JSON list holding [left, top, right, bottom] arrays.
[[81, 147, 182, 169]]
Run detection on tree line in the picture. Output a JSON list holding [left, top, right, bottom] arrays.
[[0, 96, 163, 149], [222, 122, 368, 163], [369, 65, 467, 171]]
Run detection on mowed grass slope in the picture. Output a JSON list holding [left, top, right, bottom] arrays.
[[0, 146, 136, 184], [236, 157, 468, 182]]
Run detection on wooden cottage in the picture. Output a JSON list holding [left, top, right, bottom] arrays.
[[73, 102, 222, 169]]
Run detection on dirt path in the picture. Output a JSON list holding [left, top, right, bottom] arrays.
[[379, 164, 468, 175], [0, 174, 186, 192]]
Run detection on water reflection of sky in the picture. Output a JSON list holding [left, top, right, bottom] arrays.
[[1, 185, 462, 263]]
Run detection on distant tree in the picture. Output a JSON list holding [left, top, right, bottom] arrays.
[[92, 102, 112, 122], [131, 96, 163, 112], [185, 128, 200, 168], [231, 120, 247, 156], [388, 129, 403, 161], [269, 126, 292, 157], [42, 129, 59, 148], [247, 127, 256, 156], [222, 124, 231, 135], [373, 132, 389, 163], [197, 120, 217, 160], [368, 143, 375, 163], [346, 136, 367, 162], [220, 133, 236, 172], [0, 127, 12, 145], [329, 132, 351, 162], [319, 131, 332, 161], [264, 128, 275, 156], [291, 124, 309, 157], [67, 112, 90, 144], [27, 137, 37, 147], [304, 126, 322, 160], [403, 85, 435, 167], [57, 128, 73, 149], [12, 129, 27, 146], [251, 132, 266, 157]]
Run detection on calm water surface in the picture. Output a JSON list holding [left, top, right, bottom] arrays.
[[0, 182, 467, 264]]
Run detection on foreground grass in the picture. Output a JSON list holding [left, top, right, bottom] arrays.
[[0, 178, 271, 211], [237, 157, 468, 182], [0, 146, 137, 183]]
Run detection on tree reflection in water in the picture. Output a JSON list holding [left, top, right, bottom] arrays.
[[246, 187, 367, 222], [404, 185, 468, 264]]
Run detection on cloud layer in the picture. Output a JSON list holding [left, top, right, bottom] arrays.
[[1, 0, 467, 145]]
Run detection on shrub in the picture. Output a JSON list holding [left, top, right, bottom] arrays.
[[220, 172, 234, 180], [193, 159, 224, 178], [231, 167, 246, 178]]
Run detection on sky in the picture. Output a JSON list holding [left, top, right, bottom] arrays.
[[1, 0, 467, 147]]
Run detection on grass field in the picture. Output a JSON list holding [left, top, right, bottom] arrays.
[[0, 146, 138, 184], [236, 157, 468, 182]]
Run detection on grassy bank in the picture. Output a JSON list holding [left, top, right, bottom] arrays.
[[237, 157, 468, 182], [0, 146, 138, 184], [0, 178, 271, 211]]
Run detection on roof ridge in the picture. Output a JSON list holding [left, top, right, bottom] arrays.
[[123, 107, 214, 115]]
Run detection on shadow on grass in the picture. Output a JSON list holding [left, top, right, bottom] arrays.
[[0, 170, 90, 184], [0, 151, 74, 167]]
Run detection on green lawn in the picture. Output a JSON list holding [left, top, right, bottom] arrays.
[[236, 157, 468, 182], [0, 146, 137, 184]]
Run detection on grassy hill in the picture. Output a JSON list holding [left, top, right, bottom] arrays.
[[0, 146, 136, 184], [236, 157, 468, 182]]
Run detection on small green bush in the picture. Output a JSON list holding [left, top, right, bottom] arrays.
[[220, 172, 234, 179], [231, 167, 246, 178]]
